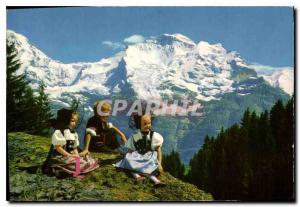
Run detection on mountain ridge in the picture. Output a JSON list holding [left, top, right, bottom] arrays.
[[6, 30, 256, 101], [7, 29, 293, 100], [6, 29, 292, 163]]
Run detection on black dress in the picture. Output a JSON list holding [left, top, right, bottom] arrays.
[[86, 116, 119, 151]]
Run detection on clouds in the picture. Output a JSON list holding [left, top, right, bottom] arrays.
[[124, 35, 145, 44], [249, 63, 293, 75], [102, 41, 125, 50], [102, 34, 145, 51]]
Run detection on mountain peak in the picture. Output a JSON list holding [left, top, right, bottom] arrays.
[[8, 29, 292, 101], [197, 41, 227, 56], [163, 33, 196, 45], [7, 29, 52, 65], [7, 29, 258, 102], [7, 29, 29, 45], [153, 33, 196, 47]]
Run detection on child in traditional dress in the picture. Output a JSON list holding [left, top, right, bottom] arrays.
[[80, 100, 127, 155], [114, 111, 166, 187], [43, 108, 99, 178]]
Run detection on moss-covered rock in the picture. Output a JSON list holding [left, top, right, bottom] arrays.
[[8, 132, 213, 201]]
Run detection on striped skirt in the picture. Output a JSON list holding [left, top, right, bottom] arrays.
[[49, 155, 99, 176]]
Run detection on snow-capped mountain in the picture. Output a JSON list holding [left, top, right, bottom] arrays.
[[248, 64, 294, 96], [7, 30, 125, 103], [7, 30, 264, 104], [7, 30, 292, 163], [262, 69, 294, 96], [254, 66, 294, 95]]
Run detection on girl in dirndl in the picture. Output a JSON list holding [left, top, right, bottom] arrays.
[[114, 111, 166, 187], [43, 108, 99, 178]]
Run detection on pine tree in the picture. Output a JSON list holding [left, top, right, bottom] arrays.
[[162, 150, 185, 180], [283, 96, 294, 200], [270, 98, 294, 200], [33, 82, 53, 135], [7, 41, 53, 135], [186, 148, 204, 189], [241, 108, 251, 128], [270, 100, 285, 148], [187, 98, 294, 201], [22, 87, 39, 133], [7, 41, 31, 132]]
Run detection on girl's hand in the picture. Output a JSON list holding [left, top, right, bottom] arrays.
[[79, 150, 90, 156], [158, 163, 164, 174], [64, 154, 76, 161], [68, 154, 79, 159], [108, 122, 114, 129]]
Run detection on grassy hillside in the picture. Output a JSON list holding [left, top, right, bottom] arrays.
[[8, 132, 213, 201]]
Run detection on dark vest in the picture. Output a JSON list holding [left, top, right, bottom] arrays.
[[133, 131, 154, 155], [86, 116, 119, 150]]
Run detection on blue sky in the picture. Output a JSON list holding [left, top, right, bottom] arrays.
[[7, 7, 294, 67]]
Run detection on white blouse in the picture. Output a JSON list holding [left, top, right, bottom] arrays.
[[126, 131, 163, 151], [52, 129, 80, 147]]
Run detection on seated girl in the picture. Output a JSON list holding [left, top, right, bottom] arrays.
[[114, 110, 166, 187], [80, 100, 127, 155], [43, 108, 99, 178]]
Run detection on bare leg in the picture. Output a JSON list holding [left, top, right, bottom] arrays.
[[132, 172, 144, 181], [145, 174, 166, 186], [145, 174, 161, 183]]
